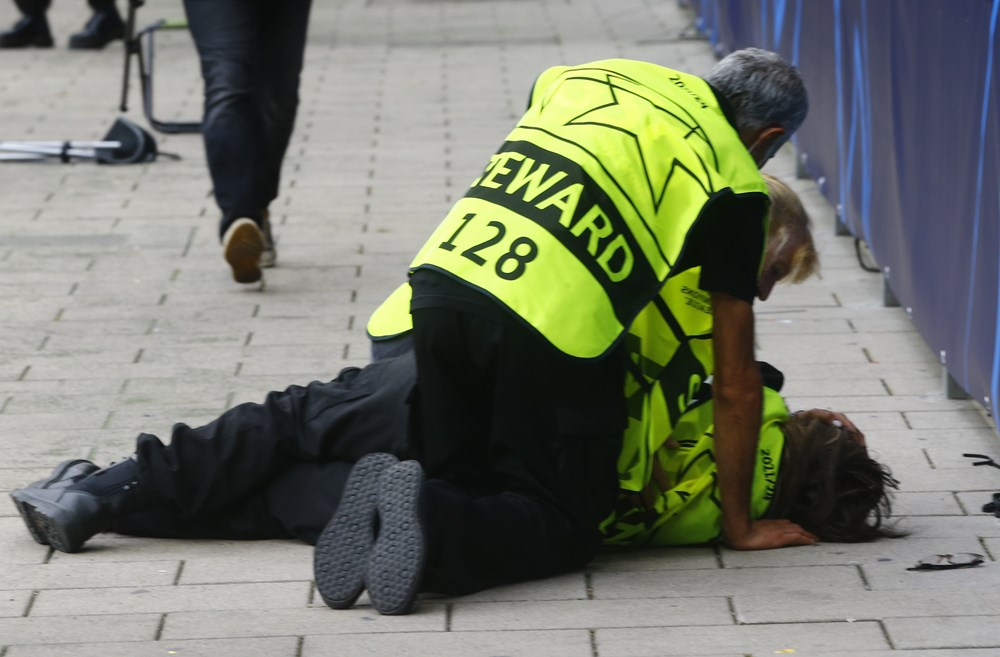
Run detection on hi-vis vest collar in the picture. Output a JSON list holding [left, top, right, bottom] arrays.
[[601, 387, 788, 547], [407, 59, 766, 359]]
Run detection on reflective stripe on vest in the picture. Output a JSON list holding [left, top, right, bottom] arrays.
[[601, 387, 787, 546], [409, 58, 766, 359]]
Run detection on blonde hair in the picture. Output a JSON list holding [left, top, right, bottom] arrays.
[[763, 173, 819, 283]]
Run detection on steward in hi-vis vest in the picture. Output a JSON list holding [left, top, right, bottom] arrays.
[[372, 58, 774, 495], [367, 53, 812, 594], [602, 386, 787, 546], [407, 58, 768, 359]]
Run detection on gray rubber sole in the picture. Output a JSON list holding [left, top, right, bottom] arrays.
[[366, 459, 425, 616], [314, 452, 399, 609], [10, 489, 50, 546], [8, 487, 102, 553], [10, 460, 98, 546]]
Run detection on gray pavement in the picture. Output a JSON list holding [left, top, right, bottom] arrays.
[[0, 0, 998, 654]]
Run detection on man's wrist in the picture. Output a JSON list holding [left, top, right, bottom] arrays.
[[722, 513, 753, 544]]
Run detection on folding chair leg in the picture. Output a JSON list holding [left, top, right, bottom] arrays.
[[139, 25, 201, 134]]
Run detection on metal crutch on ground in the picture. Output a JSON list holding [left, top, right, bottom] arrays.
[[0, 116, 168, 164]]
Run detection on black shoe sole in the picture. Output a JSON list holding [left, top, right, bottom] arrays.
[[367, 460, 425, 616], [11, 460, 99, 546], [10, 490, 50, 546], [0, 36, 53, 48], [8, 488, 100, 552], [314, 453, 399, 609]]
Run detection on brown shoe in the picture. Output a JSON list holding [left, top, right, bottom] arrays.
[[222, 218, 264, 284]]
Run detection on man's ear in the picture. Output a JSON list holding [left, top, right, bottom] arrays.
[[741, 125, 787, 166]]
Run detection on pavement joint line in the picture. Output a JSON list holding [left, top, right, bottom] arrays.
[[21, 591, 38, 618], [878, 618, 897, 650], [154, 612, 167, 641], [726, 596, 739, 624]]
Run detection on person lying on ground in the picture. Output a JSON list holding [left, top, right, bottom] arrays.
[[9, 352, 898, 609]]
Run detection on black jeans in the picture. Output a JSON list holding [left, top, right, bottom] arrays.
[[182, 0, 312, 235]]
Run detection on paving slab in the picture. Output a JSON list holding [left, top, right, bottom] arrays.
[[7, 637, 301, 657], [734, 588, 1000, 624], [450, 597, 733, 631], [595, 622, 890, 656], [30, 581, 311, 616], [160, 605, 446, 640], [884, 616, 1000, 650], [304, 630, 593, 657], [0, 613, 161, 646], [0, 560, 181, 591], [591, 564, 866, 600]]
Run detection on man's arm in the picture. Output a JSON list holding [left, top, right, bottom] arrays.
[[711, 292, 818, 550]]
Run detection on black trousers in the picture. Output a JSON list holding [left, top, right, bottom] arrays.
[[182, 0, 312, 234], [114, 354, 415, 544], [114, 310, 626, 597], [14, 0, 114, 18], [409, 305, 627, 595]]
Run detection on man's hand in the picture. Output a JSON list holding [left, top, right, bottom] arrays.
[[725, 519, 818, 550]]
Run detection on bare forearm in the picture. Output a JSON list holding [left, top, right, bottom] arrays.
[[708, 293, 818, 550], [713, 369, 762, 545]]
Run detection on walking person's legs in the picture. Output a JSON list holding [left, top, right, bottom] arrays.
[[183, 0, 268, 283]]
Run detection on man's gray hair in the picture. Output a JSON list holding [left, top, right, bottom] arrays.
[[705, 47, 808, 135]]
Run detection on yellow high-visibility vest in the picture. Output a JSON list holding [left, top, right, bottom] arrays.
[[617, 265, 716, 491], [601, 387, 787, 546], [407, 58, 767, 359], [367, 283, 412, 343]]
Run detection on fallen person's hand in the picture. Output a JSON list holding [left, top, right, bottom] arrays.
[[725, 519, 818, 550], [796, 408, 866, 448]]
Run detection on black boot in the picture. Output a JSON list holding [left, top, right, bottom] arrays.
[[9, 457, 154, 552], [0, 15, 54, 48], [67, 8, 124, 50], [10, 460, 99, 546]]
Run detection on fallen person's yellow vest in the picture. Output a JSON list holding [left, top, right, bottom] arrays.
[[600, 386, 786, 546]]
